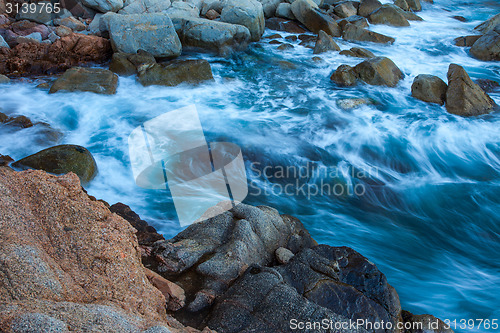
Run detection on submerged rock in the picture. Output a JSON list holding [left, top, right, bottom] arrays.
[[330, 64, 358, 86], [445, 64, 497, 116], [475, 78, 500, 93], [470, 30, 500, 61], [11, 144, 98, 183], [138, 59, 214, 87], [411, 74, 447, 105], [49, 67, 118, 95], [337, 98, 375, 110], [291, 0, 341, 37], [102, 13, 182, 58], [313, 30, 340, 54], [220, 0, 265, 42], [342, 23, 395, 44], [354, 56, 404, 87]]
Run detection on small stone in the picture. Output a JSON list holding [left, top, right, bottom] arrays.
[[337, 98, 374, 110], [56, 26, 73, 37], [411, 74, 447, 105], [275, 247, 294, 264], [277, 43, 294, 51], [330, 64, 358, 86], [206, 9, 220, 20], [313, 30, 340, 54]]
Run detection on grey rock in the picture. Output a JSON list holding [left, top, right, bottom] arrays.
[[16, 32, 43, 44], [138, 59, 214, 87], [173, 17, 251, 55], [109, 52, 137, 76], [49, 67, 118, 95], [166, 1, 200, 17], [342, 23, 395, 43], [201, 0, 223, 16], [339, 46, 375, 58], [354, 56, 404, 87], [256, 0, 281, 18], [313, 30, 340, 54], [275, 3, 295, 20], [220, 0, 265, 42], [470, 30, 500, 61], [369, 4, 410, 27], [474, 13, 500, 34], [119, 0, 171, 14], [411, 74, 447, 105], [291, 0, 341, 37], [445, 64, 497, 117], [143, 326, 173, 333], [207, 245, 402, 333], [401, 311, 454, 333], [55, 16, 86, 31], [275, 247, 294, 264], [333, 2, 357, 18], [358, 0, 382, 17], [16, 2, 55, 24], [0, 35, 10, 49], [48, 32, 60, 43], [81, 0, 124, 12], [405, 0, 421, 11], [151, 204, 317, 317], [105, 13, 182, 57], [337, 98, 374, 110], [330, 64, 358, 86], [88, 13, 103, 35], [338, 15, 369, 30], [0, 74, 10, 84], [10, 313, 68, 333]]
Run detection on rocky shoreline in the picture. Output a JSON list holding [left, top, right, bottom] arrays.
[[0, 167, 454, 332]]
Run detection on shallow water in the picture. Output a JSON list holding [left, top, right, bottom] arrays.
[[1, 0, 500, 331]]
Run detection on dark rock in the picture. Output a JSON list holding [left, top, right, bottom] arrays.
[[109, 52, 136, 76], [475, 79, 499, 93], [265, 17, 307, 33], [268, 39, 282, 44], [401, 310, 454, 333], [291, 0, 342, 37], [5, 115, 33, 128], [12, 144, 98, 183], [369, 4, 410, 27], [474, 13, 500, 34], [150, 204, 317, 324], [452, 15, 467, 22], [313, 30, 340, 54], [128, 50, 157, 73], [49, 67, 118, 94], [277, 43, 294, 51], [470, 30, 500, 61], [405, 0, 421, 12], [338, 15, 369, 30], [340, 46, 375, 58], [358, 0, 382, 17], [446, 64, 497, 116], [453, 35, 481, 47], [298, 33, 317, 47], [354, 56, 404, 87], [394, 0, 409, 11], [0, 33, 112, 76], [138, 59, 214, 87], [342, 23, 395, 44], [333, 2, 357, 18], [109, 202, 164, 246], [330, 64, 358, 86], [411, 74, 447, 105], [0, 154, 14, 166], [207, 245, 402, 333]]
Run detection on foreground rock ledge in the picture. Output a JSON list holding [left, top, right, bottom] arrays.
[[0, 168, 453, 333]]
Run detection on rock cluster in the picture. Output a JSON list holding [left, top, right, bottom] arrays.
[[331, 56, 404, 87], [454, 13, 500, 61], [411, 64, 497, 116]]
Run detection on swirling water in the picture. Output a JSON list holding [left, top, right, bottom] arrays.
[[1, 0, 499, 331]]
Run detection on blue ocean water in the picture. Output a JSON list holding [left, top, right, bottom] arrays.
[[0, 0, 499, 331]]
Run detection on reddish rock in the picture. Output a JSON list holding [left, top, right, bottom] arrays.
[[11, 20, 50, 40], [145, 268, 186, 311], [0, 33, 111, 75]]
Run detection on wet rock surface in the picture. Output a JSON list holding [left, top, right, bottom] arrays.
[[49, 67, 118, 94]]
